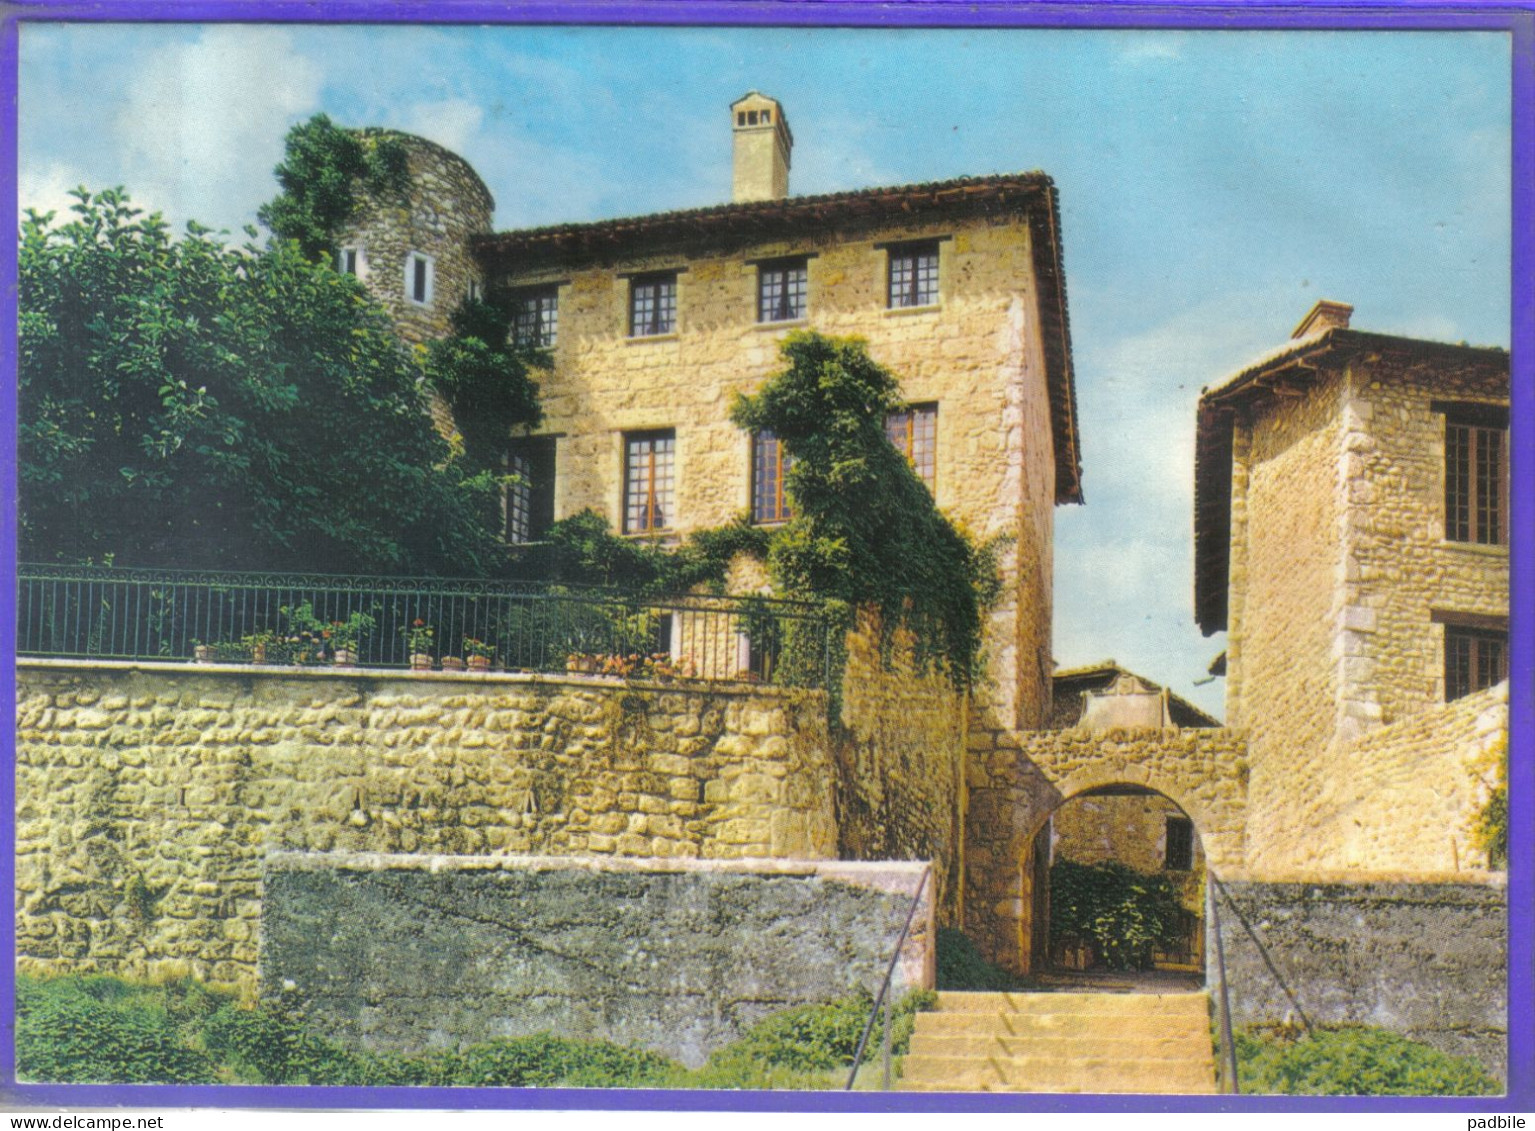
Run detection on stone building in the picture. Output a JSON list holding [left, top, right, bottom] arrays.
[[1194, 300, 1509, 874], [336, 92, 1083, 736]]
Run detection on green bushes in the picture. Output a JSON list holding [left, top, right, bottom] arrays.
[[16, 975, 226, 1084], [17, 975, 931, 1090], [935, 927, 1036, 991], [1235, 1026, 1498, 1096], [1048, 859, 1190, 971]]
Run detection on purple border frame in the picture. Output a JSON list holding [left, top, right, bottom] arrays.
[[0, 0, 1529, 1114]]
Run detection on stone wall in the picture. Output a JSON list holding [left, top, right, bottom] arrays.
[[1337, 356, 1508, 731], [962, 722, 1248, 972], [262, 854, 933, 1068], [485, 210, 1059, 731], [1226, 371, 1344, 871], [339, 130, 494, 348], [836, 614, 969, 925], [15, 660, 836, 987], [1254, 683, 1506, 875], [1230, 349, 1509, 873], [1213, 879, 1506, 1081]]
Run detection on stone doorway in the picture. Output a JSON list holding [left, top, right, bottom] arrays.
[[1027, 785, 1208, 983]]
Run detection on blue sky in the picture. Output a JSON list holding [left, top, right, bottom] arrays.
[[17, 23, 1513, 717]]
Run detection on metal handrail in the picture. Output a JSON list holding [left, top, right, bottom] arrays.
[[845, 865, 931, 1091], [1206, 872, 1240, 1094], [1209, 871, 1315, 1034]]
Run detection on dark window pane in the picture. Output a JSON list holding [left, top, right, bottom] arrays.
[[1165, 817, 1194, 871], [505, 438, 556, 545], [630, 275, 677, 337], [758, 261, 807, 323], [625, 430, 676, 532], [752, 431, 792, 524], [1445, 625, 1507, 701], [888, 242, 940, 308], [886, 404, 938, 490], [512, 288, 559, 347]]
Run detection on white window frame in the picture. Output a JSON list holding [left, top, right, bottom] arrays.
[[337, 246, 368, 280], [405, 252, 436, 307]]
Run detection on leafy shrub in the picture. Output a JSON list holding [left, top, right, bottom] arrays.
[[1048, 859, 1190, 971], [15, 975, 222, 1084], [690, 990, 934, 1090], [936, 927, 1036, 991], [17, 974, 935, 1091], [454, 1033, 673, 1088], [1236, 1025, 1498, 1096]]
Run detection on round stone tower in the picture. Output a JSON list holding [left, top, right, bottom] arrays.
[[335, 129, 494, 347]]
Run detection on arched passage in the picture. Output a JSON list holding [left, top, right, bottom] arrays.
[[960, 722, 1248, 978], [1025, 784, 1208, 982]]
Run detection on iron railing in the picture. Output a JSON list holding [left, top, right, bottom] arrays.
[[16, 563, 832, 687]]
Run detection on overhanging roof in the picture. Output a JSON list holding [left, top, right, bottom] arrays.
[[1192, 328, 1509, 635], [1051, 659, 1219, 728], [473, 173, 1083, 505]]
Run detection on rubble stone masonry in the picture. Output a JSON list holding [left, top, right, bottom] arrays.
[[489, 212, 1057, 731], [16, 619, 969, 989], [1229, 350, 1508, 872]]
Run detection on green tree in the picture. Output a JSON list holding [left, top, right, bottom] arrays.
[[731, 331, 999, 683], [19, 188, 505, 574], [424, 299, 544, 473], [257, 114, 409, 263]]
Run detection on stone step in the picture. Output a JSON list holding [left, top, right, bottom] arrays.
[[914, 1010, 1208, 1039], [936, 990, 1209, 1017], [899, 1053, 1217, 1094], [907, 1031, 1212, 1060]]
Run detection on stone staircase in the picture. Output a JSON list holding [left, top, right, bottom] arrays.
[[899, 991, 1218, 1093]]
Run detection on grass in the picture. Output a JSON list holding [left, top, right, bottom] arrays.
[[15, 973, 934, 1090], [1232, 1024, 1499, 1096]]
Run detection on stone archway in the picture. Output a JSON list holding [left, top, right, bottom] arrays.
[[961, 723, 1248, 975], [1031, 784, 1209, 978]]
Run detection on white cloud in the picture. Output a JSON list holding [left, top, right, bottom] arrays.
[[397, 99, 486, 156], [115, 26, 323, 231], [18, 162, 90, 222]]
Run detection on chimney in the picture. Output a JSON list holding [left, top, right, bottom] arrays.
[[731, 91, 792, 203], [1291, 299, 1353, 340]]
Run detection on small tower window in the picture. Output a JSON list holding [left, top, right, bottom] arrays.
[[405, 252, 435, 307], [338, 246, 366, 278]]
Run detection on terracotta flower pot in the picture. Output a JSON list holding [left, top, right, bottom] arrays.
[[194, 645, 213, 664], [250, 643, 267, 665], [440, 655, 466, 672], [410, 653, 433, 672], [468, 654, 492, 673], [333, 647, 357, 668]]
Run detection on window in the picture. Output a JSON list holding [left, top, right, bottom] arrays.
[[1445, 624, 1508, 701], [1165, 817, 1194, 872], [752, 431, 793, 525], [467, 279, 482, 303], [888, 241, 940, 308], [337, 246, 366, 278], [405, 252, 434, 306], [886, 404, 938, 489], [624, 430, 676, 533], [512, 287, 560, 348], [1442, 404, 1508, 546], [630, 274, 677, 337], [504, 437, 557, 545], [757, 260, 807, 324]]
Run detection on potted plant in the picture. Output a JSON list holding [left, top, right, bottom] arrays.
[[329, 612, 375, 668], [192, 641, 213, 664], [243, 630, 279, 665], [464, 637, 494, 672], [566, 652, 598, 674], [440, 654, 466, 673], [403, 620, 435, 671]]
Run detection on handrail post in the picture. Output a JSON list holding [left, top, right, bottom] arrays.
[[1207, 872, 1240, 1094], [846, 865, 930, 1091], [881, 977, 894, 1090]]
